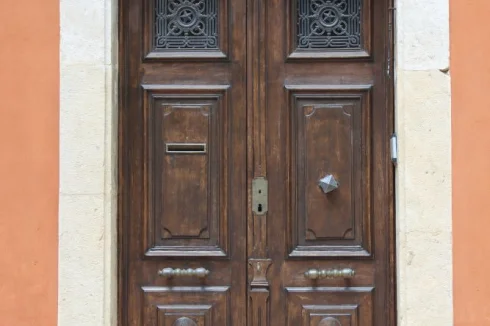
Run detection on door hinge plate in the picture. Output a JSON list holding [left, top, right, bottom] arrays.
[[390, 133, 398, 165], [252, 177, 268, 215]]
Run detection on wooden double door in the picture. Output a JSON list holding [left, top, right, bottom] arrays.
[[119, 0, 395, 325]]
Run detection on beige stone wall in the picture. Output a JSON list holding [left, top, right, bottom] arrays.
[[58, 0, 453, 325], [395, 0, 453, 324], [59, 0, 117, 325]]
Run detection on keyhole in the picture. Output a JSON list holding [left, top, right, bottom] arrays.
[[257, 204, 263, 212], [258, 190, 262, 194]]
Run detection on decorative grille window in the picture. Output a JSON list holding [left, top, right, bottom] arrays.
[[297, 0, 361, 50], [154, 0, 219, 50]]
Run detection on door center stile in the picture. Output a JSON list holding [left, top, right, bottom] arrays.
[[246, 0, 272, 322]]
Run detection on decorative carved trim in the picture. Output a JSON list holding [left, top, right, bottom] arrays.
[[248, 259, 272, 287]]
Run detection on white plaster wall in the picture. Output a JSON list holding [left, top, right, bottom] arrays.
[[395, 0, 453, 324], [58, 0, 453, 325], [59, 0, 117, 325]]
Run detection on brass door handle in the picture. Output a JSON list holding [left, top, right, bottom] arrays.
[[304, 268, 355, 280], [158, 267, 210, 278]]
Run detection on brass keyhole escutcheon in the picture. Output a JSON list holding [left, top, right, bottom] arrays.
[[252, 177, 268, 215]]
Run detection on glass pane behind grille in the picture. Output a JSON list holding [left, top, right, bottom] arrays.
[[154, 0, 219, 50], [297, 0, 361, 50]]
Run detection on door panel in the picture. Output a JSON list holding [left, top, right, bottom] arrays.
[[285, 287, 374, 326], [262, 0, 393, 325], [120, 0, 247, 324], [142, 286, 231, 325], [287, 86, 372, 258], [144, 86, 231, 257]]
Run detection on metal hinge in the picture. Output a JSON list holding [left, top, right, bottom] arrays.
[[252, 177, 268, 215], [390, 133, 398, 166]]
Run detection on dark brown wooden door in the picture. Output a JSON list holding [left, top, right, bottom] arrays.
[[119, 0, 395, 325], [252, 0, 395, 325]]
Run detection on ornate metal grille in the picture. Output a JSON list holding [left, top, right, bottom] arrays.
[[297, 0, 361, 50], [154, 0, 219, 50]]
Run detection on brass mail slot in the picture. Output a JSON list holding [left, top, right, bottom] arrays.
[[165, 143, 207, 154]]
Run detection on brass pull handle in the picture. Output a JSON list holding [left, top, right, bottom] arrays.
[[304, 268, 355, 280], [158, 267, 210, 279]]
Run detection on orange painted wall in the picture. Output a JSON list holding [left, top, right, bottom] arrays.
[[452, 0, 490, 325], [0, 0, 59, 325]]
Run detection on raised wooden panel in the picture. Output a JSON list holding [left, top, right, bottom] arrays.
[[285, 287, 373, 326], [143, 85, 230, 257], [304, 305, 358, 326], [287, 0, 372, 59], [158, 306, 211, 326], [142, 286, 230, 325], [286, 85, 372, 258], [144, 0, 229, 60]]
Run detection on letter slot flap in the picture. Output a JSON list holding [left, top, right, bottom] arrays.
[[165, 143, 207, 154]]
